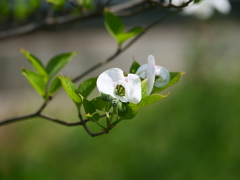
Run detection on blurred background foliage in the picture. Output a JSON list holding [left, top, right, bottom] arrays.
[[1, 0, 240, 180]]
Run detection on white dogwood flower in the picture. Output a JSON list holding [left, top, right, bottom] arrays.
[[136, 55, 170, 95], [171, 0, 231, 19], [97, 68, 141, 104]]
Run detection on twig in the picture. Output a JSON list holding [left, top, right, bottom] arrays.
[[0, 0, 148, 40], [0, 113, 37, 126], [39, 114, 86, 126], [79, 112, 107, 137], [72, 48, 121, 82], [72, 9, 182, 83], [82, 122, 107, 137]]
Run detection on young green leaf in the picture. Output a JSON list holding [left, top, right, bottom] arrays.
[[46, 0, 65, 6], [86, 112, 100, 123], [91, 97, 111, 112], [129, 60, 140, 74], [22, 68, 46, 97], [21, 49, 48, 79], [151, 72, 185, 94], [141, 79, 148, 99], [104, 9, 125, 40], [46, 52, 77, 80], [29, 0, 41, 14], [118, 102, 138, 120], [48, 76, 62, 96], [78, 77, 97, 98], [58, 75, 82, 105], [116, 27, 144, 45], [137, 94, 169, 109], [104, 9, 144, 46], [83, 98, 96, 115]]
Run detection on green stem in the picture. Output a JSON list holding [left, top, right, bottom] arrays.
[[109, 110, 115, 125]]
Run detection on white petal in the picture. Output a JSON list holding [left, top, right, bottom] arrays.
[[127, 74, 142, 104], [136, 64, 148, 79], [97, 68, 124, 97], [148, 55, 156, 67], [212, 0, 231, 14], [183, 0, 231, 19], [146, 65, 155, 95], [154, 66, 170, 88], [171, 0, 185, 6]]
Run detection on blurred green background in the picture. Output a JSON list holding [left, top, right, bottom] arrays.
[[1, 1, 240, 180]]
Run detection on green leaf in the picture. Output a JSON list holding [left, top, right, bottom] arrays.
[[151, 72, 185, 94], [22, 68, 46, 97], [47, 0, 65, 6], [48, 76, 62, 96], [141, 79, 148, 99], [13, 1, 28, 21], [77, 0, 95, 11], [194, 0, 201, 3], [21, 49, 48, 80], [78, 77, 97, 98], [116, 27, 144, 45], [137, 94, 169, 109], [104, 9, 125, 39], [104, 9, 144, 45], [29, 0, 41, 14], [129, 60, 140, 74], [0, 0, 10, 20], [91, 97, 111, 112], [86, 112, 100, 123], [58, 75, 82, 105], [118, 102, 138, 120], [46, 52, 77, 80], [83, 98, 96, 115]]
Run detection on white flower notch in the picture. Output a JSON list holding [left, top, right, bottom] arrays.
[[136, 55, 170, 95], [171, 0, 231, 19], [97, 68, 142, 104]]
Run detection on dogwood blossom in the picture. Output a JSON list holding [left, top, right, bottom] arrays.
[[136, 55, 170, 95], [97, 68, 141, 104], [171, 0, 231, 19]]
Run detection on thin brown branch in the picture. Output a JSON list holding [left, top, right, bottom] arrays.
[[72, 48, 121, 82], [77, 112, 107, 137], [0, 110, 111, 128], [72, 9, 182, 83], [82, 122, 107, 137], [36, 101, 48, 114], [0, 113, 38, 126], [80, 116, 107, 137], [39, 114, 87, 126]]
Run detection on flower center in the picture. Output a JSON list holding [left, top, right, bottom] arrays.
[[115, 85, 125, 97], [155, 75, 161, 80]]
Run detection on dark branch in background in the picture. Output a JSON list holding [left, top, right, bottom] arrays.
[[0, 0, 193, 136], [0, 0, 147, 40], [0, 0, 193, 40]]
